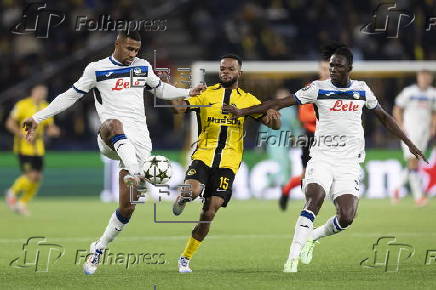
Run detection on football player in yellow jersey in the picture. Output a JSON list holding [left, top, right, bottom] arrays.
[[172, 54, 281, 273], [5, 84, 60, 215]]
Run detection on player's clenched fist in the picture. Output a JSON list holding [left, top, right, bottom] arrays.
[[22, 117, 38, 143], [222, 104, 241, 117], [189, 84, 207, 96]]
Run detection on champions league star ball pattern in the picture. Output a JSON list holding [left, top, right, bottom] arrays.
[[143, 155, 172, 185]]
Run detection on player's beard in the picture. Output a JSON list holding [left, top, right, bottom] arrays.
[[220, 76, 238, 88]]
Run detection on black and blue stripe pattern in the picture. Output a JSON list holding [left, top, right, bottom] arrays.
[[95, 66, 148, 82], [116, 208, 130, 224], [333, 216, 344, 232], [110, 134, 126, 146], [318, 89, 366, 101], [300, 209, 315, 222]]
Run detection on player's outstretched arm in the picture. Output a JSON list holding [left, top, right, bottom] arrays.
[[372, 104, 428, 163], [222, 94, 297, 118], [23, 88, 84, 142], [149, 81, 206, 101]]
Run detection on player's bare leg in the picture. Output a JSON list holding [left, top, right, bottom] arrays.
[[406, 158, 427, 206], [84, 119, 143, 275], [84, 169, 140, 275], [280, 168, 306, 211], [173, 179, 204, 216], [285, 183, 325, 272], [300, 194, 359, 265], [178, 196, 224, 273], [6, 169, 42, 216]]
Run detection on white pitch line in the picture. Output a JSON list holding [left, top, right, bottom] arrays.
[[0, 232, 435, 244]]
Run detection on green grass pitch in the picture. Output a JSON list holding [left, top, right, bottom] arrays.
[[1, 197, 435, 289]]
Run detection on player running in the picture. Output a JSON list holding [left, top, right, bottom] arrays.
[[23, 30, 205, 275], [222, 44, 426, 273], [171, 54, 281, 273], [279, 56, 330, 210], [392, 70, 436, 206], [5, 84, 60, 215]]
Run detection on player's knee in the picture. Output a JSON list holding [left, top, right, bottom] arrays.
[[100, 119, 124, 141], [338, 211, 354, 228]]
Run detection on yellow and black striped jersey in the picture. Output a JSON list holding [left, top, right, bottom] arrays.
[[10, 97, 53, 156], [186, 83, 264, 173]]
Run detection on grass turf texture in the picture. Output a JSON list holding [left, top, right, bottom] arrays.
[[1, 197, 435, 289]]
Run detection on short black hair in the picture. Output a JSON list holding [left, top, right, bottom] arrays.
[[117, 30, 141, 42], [322, 43, 353, 66], [220, 53, 242, 67]]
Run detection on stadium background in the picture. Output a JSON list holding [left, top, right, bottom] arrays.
[[1, 0, 435, 198]]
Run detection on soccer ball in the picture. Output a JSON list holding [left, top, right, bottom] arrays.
[[142, 155, 172, 185]]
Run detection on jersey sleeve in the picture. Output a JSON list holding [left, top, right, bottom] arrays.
[[72, 63, 96, 94], [363, 82, 378, 109], [245, 93, 264, 120], [394, 88, 408, 108], [294, 82, 318, 104], [141, 60, 161, 90], [185, 92, 206, 107]]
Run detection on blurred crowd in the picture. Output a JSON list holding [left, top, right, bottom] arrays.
[[186, 0, 436, 61], [0, 0, 435, 151]]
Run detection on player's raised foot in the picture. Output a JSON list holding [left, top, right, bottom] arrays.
[[300, 239, 319, 264], [283, 258, 299, 273], [173, 195, 191, 216], [415, 197, 429, 207], [5, 189, 17, 212], [178, 256, 192, 273], [279, 189, 290, 211], [15, 201, 30, 216], [83, 241, 104, 275]]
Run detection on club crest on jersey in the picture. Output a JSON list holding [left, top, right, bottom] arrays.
[[133, 67, 146, 76], [353, 92, 360, 99]]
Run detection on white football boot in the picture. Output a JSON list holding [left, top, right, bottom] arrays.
[[300, 240, 319, 264], [283, 258, 299, 273], [178, 256, 192, 273], [83, 241, 104, 275]]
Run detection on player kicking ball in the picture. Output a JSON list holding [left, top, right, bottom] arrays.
[[171, 54, 281, 273], [23, 30, 205, 275], [222, 44, 427, 273]]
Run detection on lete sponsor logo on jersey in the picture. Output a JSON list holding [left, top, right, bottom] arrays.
[[112, 78, 141, 91], [330, 100, 360, 111]]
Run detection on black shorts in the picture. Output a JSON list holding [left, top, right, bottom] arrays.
[[185, 160, 235, 208], [301, 131, 314, 169], [18, 155, 44, 172]]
